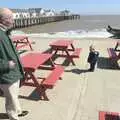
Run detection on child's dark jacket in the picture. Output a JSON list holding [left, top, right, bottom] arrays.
[[87, 51, 99, 63]]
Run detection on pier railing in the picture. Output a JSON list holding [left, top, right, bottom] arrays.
[[13, 15, 80, 28]]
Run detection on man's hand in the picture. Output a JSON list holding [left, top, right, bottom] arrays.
[[9, 60, 16, 69]]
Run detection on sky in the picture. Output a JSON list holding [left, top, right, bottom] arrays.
[[1, 0, 120, 15]]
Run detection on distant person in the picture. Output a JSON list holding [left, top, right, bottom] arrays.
[[0, 8, 28, 120], [87, 45, 99, 72]]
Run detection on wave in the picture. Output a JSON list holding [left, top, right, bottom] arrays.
[[11, 28, 112, 38]]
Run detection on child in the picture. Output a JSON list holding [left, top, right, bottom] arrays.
[[87, 45, 99, 72]]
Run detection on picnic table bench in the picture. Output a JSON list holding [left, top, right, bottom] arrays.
[[21, 53, 64, 100], [49, 40, 82, 65], [107, 48, 120, 67], [107, 48, 117, 59], [99, 111, 120, 120], [11, 35, 33, 50]]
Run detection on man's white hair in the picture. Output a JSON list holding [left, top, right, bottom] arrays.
[[89, 44, 95, 50], [0, 8, 12, 19]]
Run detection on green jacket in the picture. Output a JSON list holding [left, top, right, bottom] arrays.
[[0, 29, 24, 84]]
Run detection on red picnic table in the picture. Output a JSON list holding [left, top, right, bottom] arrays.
[[21, 52, 64, 100], [99, 111, 120, 120], [49, 40, 82, 65], [114, 41, 120, 51], [11, 35, 33, 50]]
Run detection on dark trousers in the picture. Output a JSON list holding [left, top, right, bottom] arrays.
[[90, 62, 96, 71]]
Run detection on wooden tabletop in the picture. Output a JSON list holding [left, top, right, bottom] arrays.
[[11, 35, 28, 42], [21, 53, 53, 70], [49, 40, 73, 47]]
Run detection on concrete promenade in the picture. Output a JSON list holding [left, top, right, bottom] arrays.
[[0, 37, 120, 120]]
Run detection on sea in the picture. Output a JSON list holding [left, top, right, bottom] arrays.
[[12, 15, 120, 38]]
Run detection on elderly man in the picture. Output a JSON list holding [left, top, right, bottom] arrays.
[[0, 8, 28, 120]]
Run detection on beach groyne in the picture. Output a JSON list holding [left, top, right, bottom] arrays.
[[13, 15, 80, 28]]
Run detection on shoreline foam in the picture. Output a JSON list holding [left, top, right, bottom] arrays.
[[12, 29, 112, 39]]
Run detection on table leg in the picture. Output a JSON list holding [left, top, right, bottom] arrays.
[[26, 37, 33, 50], [30, 73, 49, 100], [115, 42, 119, 51], [54, 49, 58, 55], [49, 58, 55, 67], [71, 44, 75, 51], [65, 50, 75, 65], [15, 40, 19, 48], [22, 71, 49, 100]]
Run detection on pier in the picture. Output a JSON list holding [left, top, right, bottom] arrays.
[[13, 15, 80, 28]]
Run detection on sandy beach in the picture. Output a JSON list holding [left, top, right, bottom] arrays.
[[0, 36, 120, 120]]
